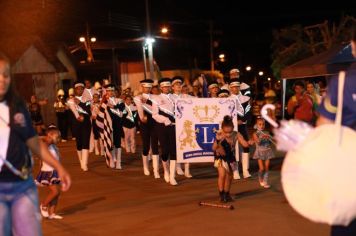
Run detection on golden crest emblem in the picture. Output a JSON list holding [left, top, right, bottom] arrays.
[[179, 120, 198, 150], [193, 105, 219, 123]]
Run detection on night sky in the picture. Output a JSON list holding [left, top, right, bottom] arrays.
[[1, 0, 355, 79]]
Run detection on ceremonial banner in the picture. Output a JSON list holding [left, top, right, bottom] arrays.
[[175, 98, 238, 163]]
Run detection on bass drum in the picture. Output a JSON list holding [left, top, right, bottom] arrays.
[[282, 124, 356, 226]]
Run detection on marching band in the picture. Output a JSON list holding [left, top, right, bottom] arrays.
[[64, 68, 253, 185]]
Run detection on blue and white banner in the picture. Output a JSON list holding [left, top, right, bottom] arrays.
[[175, 98, 238, 163]]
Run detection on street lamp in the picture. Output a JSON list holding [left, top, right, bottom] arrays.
[[145, 37, 155, 45], [267, 77, 271, 81], [161, 26, 168, 34], [246, 66, 251, 71], [78, 35, 96, 62], [258, 71, 264, 76], [145, 37, 155, 80]]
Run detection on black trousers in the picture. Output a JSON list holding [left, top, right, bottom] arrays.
[[140, 122, 159, 156], [156, 123, 176, 161], [92, 119, 100, 140], [238, 124, 250, 153], [56, 112, 68, 140], [112, 119, 123, 149], [75, 117, 91, 150], [331, 219, 356, 236], [67, 110, 77, 139]]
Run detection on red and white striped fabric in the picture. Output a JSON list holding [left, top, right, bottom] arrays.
[[96, 102, 113, 167]]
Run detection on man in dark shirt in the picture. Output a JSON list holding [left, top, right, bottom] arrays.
[[317, 26, 356, 236]]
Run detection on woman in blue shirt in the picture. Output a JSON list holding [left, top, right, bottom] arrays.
[[0, 53, 71, 236]]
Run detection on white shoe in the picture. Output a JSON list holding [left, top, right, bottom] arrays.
[[169, 160, 178, 186], [233, 168, 241, 180], [176, 163, 184, 175], [94, 140, 100, 156], [142, 155, 150, 176], [110, 149, 116, 169], [152, 155, 160, 179], [115, 148, 122, 170], [81, 149, 89, 171], [77, 150, 83, 170], [263, 183, 271, 189], [49, 214, 63, 220], [40, 205, 49, 218], [259, 181, 265, 187], [242, 153, 251, 178], [263, 172, 270, 188], [184, 163, 192, 178], [162, 161, 170, 183], [61, 139, 67, 143]]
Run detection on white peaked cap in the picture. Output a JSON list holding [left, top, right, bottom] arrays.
[[94, 81, 102, 90], [240, 82, 250, 90], [57, 89, 65, 96]]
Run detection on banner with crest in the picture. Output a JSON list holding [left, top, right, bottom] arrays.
[[175, 98, 238, 163]]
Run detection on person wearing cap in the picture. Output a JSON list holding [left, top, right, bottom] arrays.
[[104, 83, 126, 170], [94, 81, 102, 95], [54, 89, 68, 142], [66, 88, 77, 140], [229, 79, 252, 179], [152, 78, 178, 185], [208, 80, 220, 98], [91, 92, 103, 156], [191, 79, 202, 97], [82, 79, 98, 154], [229, 68, 240, 80], [134, 79, 160, 178], [122, 82, 132, 96], [122, 95, 138, 154], [229, 68, 251, 97], [67, 82, 92, 171], [170, 76, 193, 179], [82, 79, 95, 103], [217, 89, 230, 98]]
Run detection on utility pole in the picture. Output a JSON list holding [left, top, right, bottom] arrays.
[[209, 20, 214, 72], [145, 0, 155, 80], [142, 45, 147, 80]]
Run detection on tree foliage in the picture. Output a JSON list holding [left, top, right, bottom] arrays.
[[271, 16, 356, 78]]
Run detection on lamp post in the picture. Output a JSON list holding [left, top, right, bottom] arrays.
[[78, 23, 96, 63], [145, 0, 155, 80], [146, 37, 155, 80]]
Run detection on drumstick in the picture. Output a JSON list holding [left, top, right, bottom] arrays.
[[198, 201, 234, 210]]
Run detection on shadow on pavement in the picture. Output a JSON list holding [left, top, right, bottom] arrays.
[[60, 197, 106, 215]]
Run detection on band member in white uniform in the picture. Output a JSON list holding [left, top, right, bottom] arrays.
[[152, 78, 178, 185], [122, 96, 138, 154], [82, 79, 96, 103], [82, 79, 97, 153], [91, 92, 103, 156], [229, 68, 252, 97], [105, 84, 126, 169], [134, 79, 160, 178], [68, 82, 92, 171], [208, 80, 220, 98], [229, 79, 252, 179], [169, 76, 193, 178]]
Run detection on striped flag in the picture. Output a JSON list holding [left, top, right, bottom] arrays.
[[96, 102, 113, 167]]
